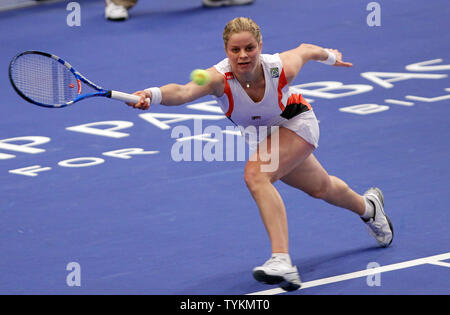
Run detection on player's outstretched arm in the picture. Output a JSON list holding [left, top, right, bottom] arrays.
[[127, 68, 224, 110], [280, 43, 353, 84]]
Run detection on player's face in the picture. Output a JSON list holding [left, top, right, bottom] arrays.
[[225, 31, 262, 76]]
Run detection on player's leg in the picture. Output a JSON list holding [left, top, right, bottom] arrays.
[[280, 154, 366, 215], [111, 0, 137, 9], [244, 127, 314, 253], [281, 154, 394, 247], [244, 127, 314, 291]]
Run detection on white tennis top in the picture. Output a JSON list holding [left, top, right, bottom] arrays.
[[213, 53, 316, 148], [214, 53, 312, 127]]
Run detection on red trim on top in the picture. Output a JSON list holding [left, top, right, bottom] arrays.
[[277, 68, 287, 111], [299, 94, 312, 110], [225, 72, 234, 80], [223, 76, 234, 118], [286, 93, 312, 110]]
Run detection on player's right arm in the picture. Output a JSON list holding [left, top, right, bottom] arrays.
[[128, 68, 225, 110]]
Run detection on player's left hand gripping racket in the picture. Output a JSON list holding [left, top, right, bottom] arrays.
[[9, 51, 148, 108]]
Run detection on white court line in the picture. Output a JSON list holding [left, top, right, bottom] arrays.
[[428, 261, 450, 268], [405, 94, 450, 103], [247, 252, 450, 295], [384, 99, 414, 106]]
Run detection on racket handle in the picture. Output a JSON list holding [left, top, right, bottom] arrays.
[[109, 90, 150, 104]]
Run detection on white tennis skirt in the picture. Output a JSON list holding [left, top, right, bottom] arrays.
[[241, 110, 320, 152]]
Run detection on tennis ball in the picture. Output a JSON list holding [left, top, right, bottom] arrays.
[[190, 69, 211, 86]]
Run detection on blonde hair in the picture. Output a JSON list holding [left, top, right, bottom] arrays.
[[223, 17, 262, 47]]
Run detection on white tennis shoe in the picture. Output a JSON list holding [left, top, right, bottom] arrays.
[[363, 187, 394, 247], [105, 0, 128, 21], [253, 256, 302, 291], [202, 0, 255, 7]]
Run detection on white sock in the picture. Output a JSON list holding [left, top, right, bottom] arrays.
[[361, 197, 375, 220], [272, 253, 292, 266]]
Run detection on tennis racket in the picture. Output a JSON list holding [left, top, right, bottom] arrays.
[[8, 50, 148, 108]]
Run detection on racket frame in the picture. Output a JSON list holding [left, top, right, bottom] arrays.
[[9, 51, 142, 108]]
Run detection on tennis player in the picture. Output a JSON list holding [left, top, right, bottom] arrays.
[[128, 17, 394, 291]]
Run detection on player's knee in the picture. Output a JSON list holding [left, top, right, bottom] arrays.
[[307, 176, 331, 200], [244, 162, 271, 190]]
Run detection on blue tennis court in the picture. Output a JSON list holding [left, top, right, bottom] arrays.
[[0, 0, 449, 295]]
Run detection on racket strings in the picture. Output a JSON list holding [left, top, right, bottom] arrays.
[[10, 54, 79, 106]]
